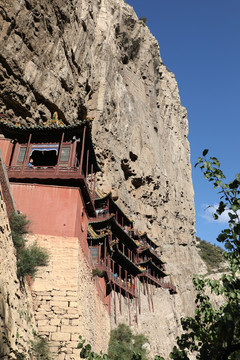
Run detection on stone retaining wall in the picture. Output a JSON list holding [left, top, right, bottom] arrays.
[[30, 234, 111, 360]]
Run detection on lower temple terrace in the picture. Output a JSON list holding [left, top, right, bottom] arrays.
[[87, 191, 177, 323]]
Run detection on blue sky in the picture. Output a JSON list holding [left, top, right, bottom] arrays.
[[126, 0, 240, 246]]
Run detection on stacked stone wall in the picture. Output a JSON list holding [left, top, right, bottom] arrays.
[[30, 234, 111, 360]]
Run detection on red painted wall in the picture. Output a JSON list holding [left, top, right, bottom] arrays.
[[10, 183, 88, 238], [0, 138, 13, 165], [10, 182, 109, 310]]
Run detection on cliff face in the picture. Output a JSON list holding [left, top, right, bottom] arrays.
[[0, 184, 36, 358], [0, 0, 206, 356]]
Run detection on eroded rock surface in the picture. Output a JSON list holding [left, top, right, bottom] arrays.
[[0, 0, 206, 356]]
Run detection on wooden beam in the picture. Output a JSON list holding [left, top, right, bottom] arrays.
[[79, 126, 86, 175]]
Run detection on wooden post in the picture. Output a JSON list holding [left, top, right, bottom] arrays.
[[138, 278, 141, 315], [128, 294, 131, 326], [135, 280, 138, 325], [120, 287, 122, 315], [146, 278, 151, 311], [119, 265, 122, 314], [93, 173, 96, 202], [150, 282, 154, 312], [22, 133, 32, 172], [86, 149, 89, 178], [104, 238, 107, 265], [98, 244, 101, 264], [90, 163, 93, 195], [56, 132, 65, 172], [114, 284, 117, 324], [79, 126, 86, 175], [71, 139, 77, 167]]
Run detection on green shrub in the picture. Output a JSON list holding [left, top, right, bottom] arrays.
[[139, 17, 147, 25], [108, 324, 149, 360], [10, 212, 49, 282], [196, 236, 225, 272], [31, 336, 51, 360]]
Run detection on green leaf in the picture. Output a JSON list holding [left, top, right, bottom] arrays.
[[236, 173, 240, 182], [202, 149, 209, 156]]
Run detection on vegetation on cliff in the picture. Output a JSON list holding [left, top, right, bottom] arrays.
[[78, 324, 151, 360], [108, 324, 148, 360], [196, 237, 225, 273], [10, 212, 49, 282]]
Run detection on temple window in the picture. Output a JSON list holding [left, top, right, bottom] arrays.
[[17, 147, 26, 163], [60, 146, 71, 163], [91, 247, 98, 265], [30, 144, 59, 166]]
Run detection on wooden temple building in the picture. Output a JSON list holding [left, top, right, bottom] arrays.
[[0, 113, 176, 325]]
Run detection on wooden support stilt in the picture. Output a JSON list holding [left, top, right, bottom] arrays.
[[150, 282, 154, 312], [146, 278, 151, 311], [135, 281, 138, 325], [143, 278, 146, 296], [120, 287, 122, 315], [114, 284, 117, 324], [109, 291, 111, 317], [138, 278, 141, 315], [128, 293, 131, 326]]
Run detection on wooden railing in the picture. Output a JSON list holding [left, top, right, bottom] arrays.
[[96, 263, 136, 297]]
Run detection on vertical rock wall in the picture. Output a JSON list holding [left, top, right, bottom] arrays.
[[0, 184, 36, 359]]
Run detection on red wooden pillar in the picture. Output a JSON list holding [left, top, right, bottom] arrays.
[[138, 278, 141, 314], [150, 282, 154, 312], [104, 238, 107, 265], [135, 280, 138, 324], [56, 132, 65, 172], [114, 283, 117, 324], [146, 277, 151, 311], [79, 126, 86, 175], [71, 140, 77, 167], [98, 244, 101, 264], [90, 163, 93, 195], [119, 265, 122, 314], [22, 133, 32, 172], [93, 173, 96, 202], [128, 294, 131, 326], [86, 149, 89, 178]]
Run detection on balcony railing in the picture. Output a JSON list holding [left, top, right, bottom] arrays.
[[96, 263, 136, 297], [7, 165, 84, 179]]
